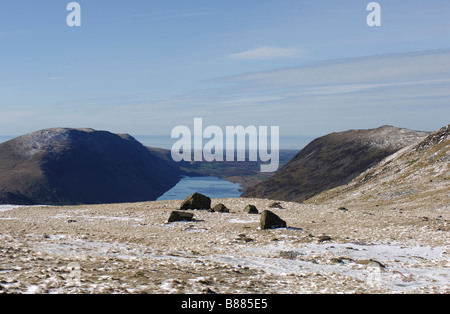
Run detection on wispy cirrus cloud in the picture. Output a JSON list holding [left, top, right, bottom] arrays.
[[226, 49, 450, 86], [228, 46, 301, 60], [91, 49, 450, 135], [10, 49, 449, 138], [145, 49, 450, 134]]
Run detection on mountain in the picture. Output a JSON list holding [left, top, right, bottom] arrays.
[[308, 124, 449, 208], [0, 128, 182, 205], [241, 126, 430, 202]]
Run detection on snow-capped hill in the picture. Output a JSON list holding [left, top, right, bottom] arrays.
[[0, 128, 182, 205], [310, 124, 450, 210]]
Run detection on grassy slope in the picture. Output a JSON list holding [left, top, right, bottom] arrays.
[[241, 126, 430, 202], [308, 125, 450, 210]]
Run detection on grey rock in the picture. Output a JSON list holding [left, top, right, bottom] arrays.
[[244, 205, 259, 214], [168, 211, 194, 223], [318, 235, 332, 243], [260, 210, 287, 230], [209, 203, 229, 213], [180, 193, 211, 210], [269, 202, 284, 209]]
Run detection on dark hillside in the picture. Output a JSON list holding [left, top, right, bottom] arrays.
[[0, 128, 182, 205], [242, 126, 430, 202]]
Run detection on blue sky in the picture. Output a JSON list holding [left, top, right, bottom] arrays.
[[0, 0, 449, 145]]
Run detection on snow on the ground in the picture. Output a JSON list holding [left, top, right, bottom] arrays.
[[1, 199, 448, 294], [0, 205, 23, 212], [30, 235, 449, 294], [238, 242, 450, 292], [0, 205, 50, 212]]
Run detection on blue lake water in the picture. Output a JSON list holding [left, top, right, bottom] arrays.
[[157, 176, 242, 201]]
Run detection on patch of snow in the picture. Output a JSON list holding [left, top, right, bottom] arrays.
[[160, 279, 181, 294], [233, 242, 450, 293], [49, 213, 144, 223], [25, 285, 40, 294], [228, 219, 259, 224], [0, 205, 23, 212], [83, 215, 144, 222], [0, 205, 50, 212]]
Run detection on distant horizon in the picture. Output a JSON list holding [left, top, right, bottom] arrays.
[[1, 121, 445, 150], [0, 133, 317, 150]]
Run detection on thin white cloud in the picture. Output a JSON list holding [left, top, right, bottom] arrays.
[[7, 50, 448, 137], [226, 49, 450, 86], [228, 46, 301, 60]]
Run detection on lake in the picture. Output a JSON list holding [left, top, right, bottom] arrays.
[[157, 176, 242, 201]]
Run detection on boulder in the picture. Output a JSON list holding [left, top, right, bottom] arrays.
[[260, 210, 287, 230], [210, 203, 230, 213], [167, 211, 194, 223], [244, 205, 259, 214], [269, 202, 284, 209], [318, 235, 332, 243], [180, 193, 211, 210]]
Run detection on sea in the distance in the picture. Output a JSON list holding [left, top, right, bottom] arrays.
[[157, 176, 242, 201]]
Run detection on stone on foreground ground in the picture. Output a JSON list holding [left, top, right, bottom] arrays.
[[0, 198, 449, 294], [260, 210, 287, 230], [180, 193, 211, 210]]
